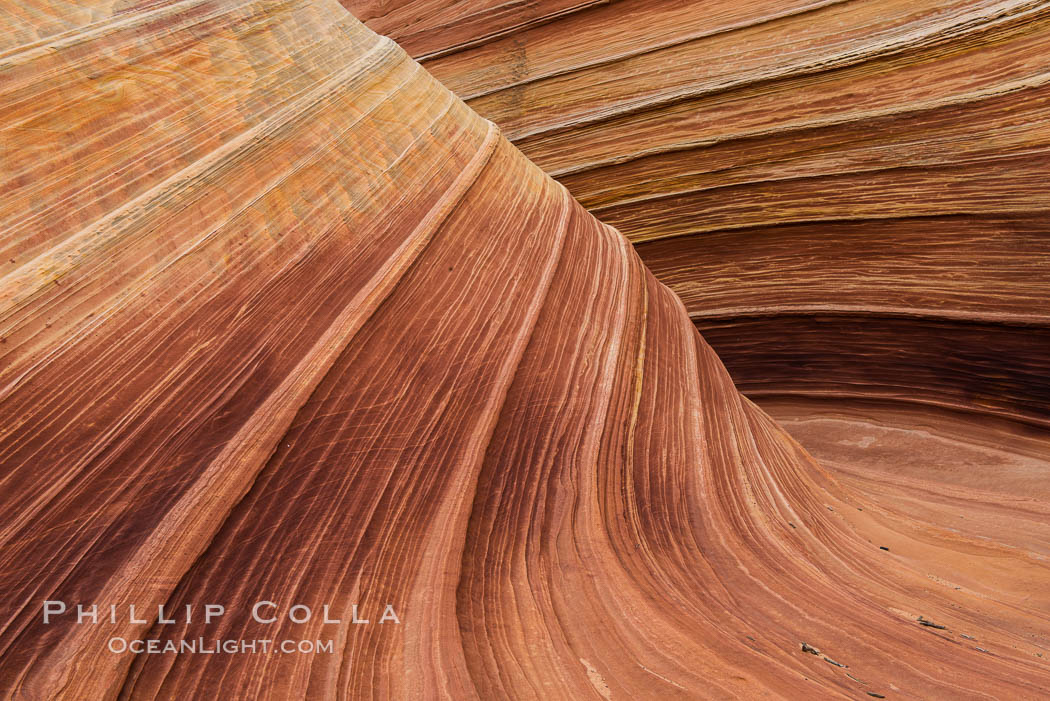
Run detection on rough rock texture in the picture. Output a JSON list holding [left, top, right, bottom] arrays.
[[352, 0, 1050, 424], [1, 2, 1049, 701]]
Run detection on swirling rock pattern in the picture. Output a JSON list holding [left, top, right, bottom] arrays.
[[354, 0, 1050, 424], [1, 2, 1048, 701]]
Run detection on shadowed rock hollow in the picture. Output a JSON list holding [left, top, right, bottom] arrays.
[[351, 0, 1050, 427], [0, 1, 1048, 699]]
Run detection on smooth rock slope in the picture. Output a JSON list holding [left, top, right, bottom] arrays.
[[0, 1, 1048, 699]]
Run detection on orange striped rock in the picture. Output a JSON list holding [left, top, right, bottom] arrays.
[[0, 1, 1048, 699]]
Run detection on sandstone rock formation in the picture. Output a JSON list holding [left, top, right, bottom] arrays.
[[353, 0, 1050, 424], [1, 1, 1048, 700]]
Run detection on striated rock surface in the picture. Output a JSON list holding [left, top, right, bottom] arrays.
[[352, 0, 1050, 424], [1, 2, 1048, 701]]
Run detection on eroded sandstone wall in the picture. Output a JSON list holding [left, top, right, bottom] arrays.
[[352, 0, 1050, 425], [1, 1, 1048, 699]]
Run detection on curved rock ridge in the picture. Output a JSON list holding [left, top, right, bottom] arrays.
[[351, 0, 1050, 425], [0, 3, 1048, 701]]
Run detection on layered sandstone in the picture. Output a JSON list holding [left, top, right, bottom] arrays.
[[0, 2, 1048, 700], [354, 0, 1050, 425]]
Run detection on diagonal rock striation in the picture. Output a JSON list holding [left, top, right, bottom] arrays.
[[354, 0, 1050, 427], [0, 1, 1048, 699]]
